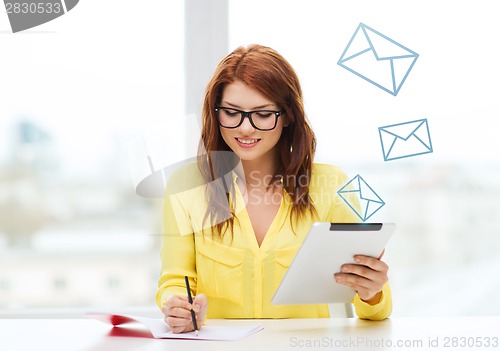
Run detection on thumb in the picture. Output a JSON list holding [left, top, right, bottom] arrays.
[[192, 293, 207, 313]]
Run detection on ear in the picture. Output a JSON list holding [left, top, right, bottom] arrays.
[[282, 115, 290, 127]]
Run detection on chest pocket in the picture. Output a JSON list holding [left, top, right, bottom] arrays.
[[195, 236, 244, 305], [274, 245, 301, 291]]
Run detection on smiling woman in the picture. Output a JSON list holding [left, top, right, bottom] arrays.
[[199, 45, 316, 238], [156, 44, 392, 334], [217, 80, 288, 161]]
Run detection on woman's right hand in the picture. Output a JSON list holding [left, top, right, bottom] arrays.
[[161, 293, 208, 334]]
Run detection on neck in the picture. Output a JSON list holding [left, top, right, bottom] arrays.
[[241, 152, 279, 190]]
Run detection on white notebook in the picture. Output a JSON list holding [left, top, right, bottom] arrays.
[[86, 312, 263, 341]]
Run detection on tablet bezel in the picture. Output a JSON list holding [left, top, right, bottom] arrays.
[[271, 222, 395, 305]]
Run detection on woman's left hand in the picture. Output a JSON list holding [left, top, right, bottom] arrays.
[[333, 251, 389, 304]]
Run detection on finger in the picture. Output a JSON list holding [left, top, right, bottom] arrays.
[[353, 255, 389, 273], [193, 294, 208, 328], [166, 294, 191, 306], [338, 279, 379, 302], [165, 317, 192, 328], [162, 306, 195, 320], [165, 295, 192, 310], [164, 315, 191, 331], [340, 264, 388, 284], [335, 272, 381, 292], [170, 326, 187, 334], [167, 306, 194, 320], [192, 293, 208, 313]]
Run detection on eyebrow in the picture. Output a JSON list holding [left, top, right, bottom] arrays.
[[222, 101, 276, 110]]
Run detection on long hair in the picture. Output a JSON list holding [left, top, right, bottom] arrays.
[[198, 44, 317, 238]]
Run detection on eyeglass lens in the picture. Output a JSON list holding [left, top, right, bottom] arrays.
[[218, 108, 278, 130]]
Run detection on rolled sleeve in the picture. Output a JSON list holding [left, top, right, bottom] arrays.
[[352, 283, 392, 320]]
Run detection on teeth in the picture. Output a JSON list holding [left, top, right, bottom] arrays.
[[237, 138, 259, 144]]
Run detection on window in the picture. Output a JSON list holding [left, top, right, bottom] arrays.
[[0, 1, 185, 310]]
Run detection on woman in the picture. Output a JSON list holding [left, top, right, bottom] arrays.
[[157, 44, 391, 333]]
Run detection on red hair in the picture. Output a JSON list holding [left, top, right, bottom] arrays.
[[199, 44, 317, 237]]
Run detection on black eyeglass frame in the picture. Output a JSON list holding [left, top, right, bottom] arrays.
[[214, 106, 285, 131]]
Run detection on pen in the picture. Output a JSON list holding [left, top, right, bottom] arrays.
[[184, 275, 199, 336]]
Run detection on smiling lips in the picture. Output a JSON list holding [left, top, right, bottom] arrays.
[[236, 137, 261, 148]]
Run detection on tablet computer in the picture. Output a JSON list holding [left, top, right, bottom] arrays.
[[272, 222, 395, 305]]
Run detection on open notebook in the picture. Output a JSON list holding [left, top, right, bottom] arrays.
[[86, 313, 263, 341]]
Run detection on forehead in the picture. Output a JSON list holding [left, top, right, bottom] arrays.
[[221, 80, 275, 108]]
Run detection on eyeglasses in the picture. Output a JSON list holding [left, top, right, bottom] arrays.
[[215, 106, 284, 131]]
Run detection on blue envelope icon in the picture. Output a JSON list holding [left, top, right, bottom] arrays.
[[338, 23, 419, 96], [337, 175, 385, 222], [379, 118, 433, 161]]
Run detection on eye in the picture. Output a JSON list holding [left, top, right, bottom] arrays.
[[255, 111, 274, 118], [222, 109, 240, 117]]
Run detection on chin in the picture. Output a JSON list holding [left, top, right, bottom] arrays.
[[233, 151, 259, 161]]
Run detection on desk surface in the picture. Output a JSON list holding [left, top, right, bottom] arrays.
[[1, 316, 499, 351]]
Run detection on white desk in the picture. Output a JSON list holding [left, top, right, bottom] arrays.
[[1, 317, 499, 351]]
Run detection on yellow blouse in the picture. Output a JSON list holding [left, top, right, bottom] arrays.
[[156, 163, 392, 320]]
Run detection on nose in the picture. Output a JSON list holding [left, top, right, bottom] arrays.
[[238, 114, 255, 133]]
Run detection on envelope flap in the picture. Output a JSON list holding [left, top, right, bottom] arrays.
[[339, 24, 372, 62], [412, 120, 432, 149], [381, 119, 425, 140], [392, 56, 419, 90], [338, 175, 361, 193], [358, 177, 384, 203], [362, 24, 417, 60]]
